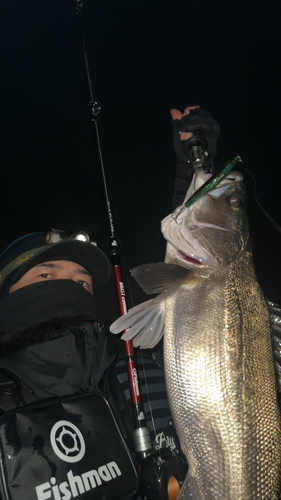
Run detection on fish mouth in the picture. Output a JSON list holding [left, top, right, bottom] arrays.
[[178, 251, 203, 266]]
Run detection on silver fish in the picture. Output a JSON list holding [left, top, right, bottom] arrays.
[[111, 169, 281, 499]]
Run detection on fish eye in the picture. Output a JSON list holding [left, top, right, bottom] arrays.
[[226, 195, 243, 209]]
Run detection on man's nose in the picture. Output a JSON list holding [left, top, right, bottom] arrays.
[[58, 271, 73, 280]]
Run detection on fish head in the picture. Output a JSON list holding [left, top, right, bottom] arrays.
[[162, 169, 250, 272]]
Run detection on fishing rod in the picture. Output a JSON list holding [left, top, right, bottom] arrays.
[[74, 1, 152, 461]]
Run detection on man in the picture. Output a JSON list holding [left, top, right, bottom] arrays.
[[0, 230, 143, 500], [0, 230, 117, 403]]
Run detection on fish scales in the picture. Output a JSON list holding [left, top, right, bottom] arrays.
[[164, 252, 281, 499]]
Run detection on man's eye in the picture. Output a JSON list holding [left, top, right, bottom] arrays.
[[77, 280, 90, 289], [40, 273, 52, 279]]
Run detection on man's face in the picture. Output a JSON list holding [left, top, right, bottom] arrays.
[[9, 260, 94, 295]]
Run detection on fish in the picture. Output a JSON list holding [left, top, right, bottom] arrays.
[[110, 168, 281, 499]]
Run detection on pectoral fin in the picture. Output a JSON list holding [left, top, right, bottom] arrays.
[[131, 262, 190, 294], [110, 297, 165, 348], [110, 262, 192, 349]]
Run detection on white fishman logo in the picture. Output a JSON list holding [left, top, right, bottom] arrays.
[[36, 420, 123, 499], [35, 462, 122, 500], [50, 420, 85, 463]]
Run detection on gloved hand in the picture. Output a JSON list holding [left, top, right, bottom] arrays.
[[170, 106, 220, 178]]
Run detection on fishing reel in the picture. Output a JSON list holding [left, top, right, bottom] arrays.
[[139, 447, 188, 500], [183, 134, 210, 171], [173, 107, 220, 174]]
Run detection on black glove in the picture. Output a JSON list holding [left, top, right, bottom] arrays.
[[173, 108, 220, 178]]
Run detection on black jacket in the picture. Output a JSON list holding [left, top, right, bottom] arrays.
[[0, 315, 117, 412]]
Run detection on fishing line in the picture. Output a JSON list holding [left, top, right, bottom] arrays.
[[242, 166, 281, 234]]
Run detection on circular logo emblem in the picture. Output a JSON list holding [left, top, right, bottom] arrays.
[[50, 420, 86, 463]]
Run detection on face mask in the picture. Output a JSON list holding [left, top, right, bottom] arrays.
[[0, 280, 97, 333]]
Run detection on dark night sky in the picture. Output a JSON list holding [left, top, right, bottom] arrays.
[[1, 0, 281, 322]]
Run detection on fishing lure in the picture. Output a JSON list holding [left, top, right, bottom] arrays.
[[185, 156, 242, 208], [172, 156, 242, 224]]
